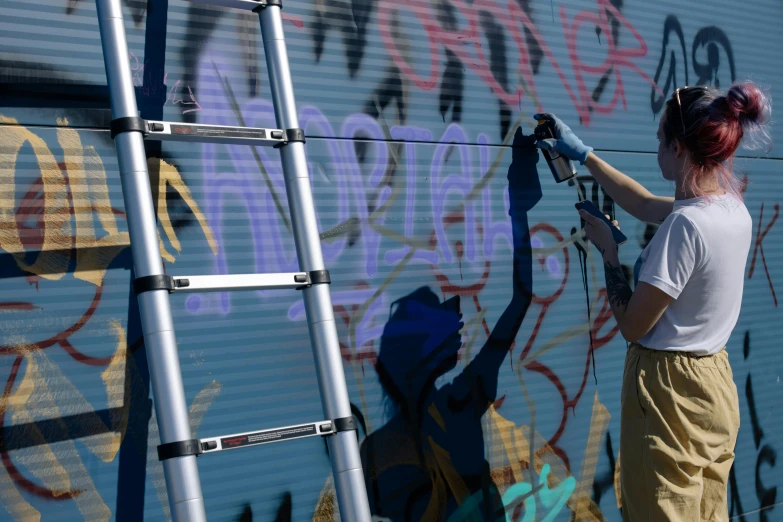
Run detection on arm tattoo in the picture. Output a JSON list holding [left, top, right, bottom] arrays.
[[604, 262, 633, 310]]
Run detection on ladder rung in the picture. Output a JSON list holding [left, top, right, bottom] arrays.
[[188, 0, 273, 11], [200, 421, 333, 454], [170, 273, 308, 293], [145, 120, 286, 147]]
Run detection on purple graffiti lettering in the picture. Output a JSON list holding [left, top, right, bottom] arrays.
[[386, 126, 439, 266], [197, 69, 292, 312], [287, 289, 387, 350], [287, 289, 379, 320], [480, 133, 514, 257], [432, 124, 477, 264], [218, 101, 357, 272], [226, 98, 298, 273], [354, 292, 387, 349], [340, 113, 388, 277], [186, 295, 202, 313], [546, 256, 561, 278], [202, 140, 275, 313], [299, 105, 350, 265]]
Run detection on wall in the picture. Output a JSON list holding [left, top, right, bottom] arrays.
[[0, 0, 781, 520]]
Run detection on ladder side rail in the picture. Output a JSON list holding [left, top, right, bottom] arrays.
[[258, 5, 372, 522], [95, 2, 208, 521]]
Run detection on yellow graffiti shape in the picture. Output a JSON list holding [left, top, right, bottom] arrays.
[[2, 117, 218, 286], [0, 116, 71, 280], [100, 320, 131, 449], [6, 344, 112, 520], [312, 474, 336, 522], [484, 398, 611, 521], [570, 392, 611, 522], [428, 402, 447, 432], [148, 157, 218, 263], [429, 436, 474, 519], [484, 406, 572, 490], [0, 348, 41, 521], [57, 121, 130, 286], [97, 321, 154, 459], [485, 406, 533, 487], [0, 460, 40, 521]]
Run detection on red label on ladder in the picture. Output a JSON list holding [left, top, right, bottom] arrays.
[[220, 424, 318, 449]]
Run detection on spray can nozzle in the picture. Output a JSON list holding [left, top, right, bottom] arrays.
[[534, 119, 577, 183]]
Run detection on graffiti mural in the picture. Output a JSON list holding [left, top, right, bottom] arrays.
[[0, 0, 781, 520]]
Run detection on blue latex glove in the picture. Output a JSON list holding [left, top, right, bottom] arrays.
[[534, 113, 593, 165]]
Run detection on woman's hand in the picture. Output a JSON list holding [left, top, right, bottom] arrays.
[[534, 113, 593, 165], [578, 209, 620, 259]]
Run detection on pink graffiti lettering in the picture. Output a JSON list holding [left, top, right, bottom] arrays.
[[377, 0, 662, 125]]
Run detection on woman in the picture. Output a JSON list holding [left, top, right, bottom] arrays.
[[534, 81, 771, 521]]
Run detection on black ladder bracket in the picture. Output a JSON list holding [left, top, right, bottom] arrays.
[[252, 0, 283, 12], [134, 275, 190, 295], [330, 416, 356, 434], [274, 127, 305, 148], [110, 116, 148, 139], [295, 269, 331, 290], [157, 439, 215, 461]]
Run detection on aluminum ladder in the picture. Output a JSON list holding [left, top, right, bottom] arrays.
[[94, 0, 372, 520]]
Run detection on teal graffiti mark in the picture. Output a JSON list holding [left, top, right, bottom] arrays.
[[447, 464, 576, 522]]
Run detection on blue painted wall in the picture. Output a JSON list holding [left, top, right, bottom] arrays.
[[0, 0, 780, 520]]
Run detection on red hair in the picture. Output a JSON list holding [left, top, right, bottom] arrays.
[[662, 81, 772, 198]]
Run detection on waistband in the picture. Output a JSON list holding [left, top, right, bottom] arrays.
[[628, 342, 730, 369]]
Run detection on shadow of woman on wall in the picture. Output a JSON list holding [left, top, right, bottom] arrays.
[[360, 128, 542, 521]]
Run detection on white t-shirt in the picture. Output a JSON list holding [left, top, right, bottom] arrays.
[[636, 194, 752, 355]]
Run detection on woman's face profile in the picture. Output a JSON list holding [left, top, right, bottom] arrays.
[[657, 114, 679, 182]]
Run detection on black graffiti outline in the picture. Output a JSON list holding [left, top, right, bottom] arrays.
[[651, 15, 689, 115], [591, 432, 619, 512], [576, 175, 616, 221], [731, 331, 779, 521], [364, 0, 546, 139], [692, 26, 736, 88], [313, 0, 377, 78], [650, 16, 736, 115], [588, 0, 624, 118], [756, 446, 778, 522]]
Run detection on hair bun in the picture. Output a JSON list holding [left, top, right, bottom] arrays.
[[727, 81, 771, 126]]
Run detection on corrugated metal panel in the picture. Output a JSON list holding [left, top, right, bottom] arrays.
[[0, 1, 781, 521]]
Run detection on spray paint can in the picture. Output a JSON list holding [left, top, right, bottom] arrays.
[[534, 119, 577, 183]]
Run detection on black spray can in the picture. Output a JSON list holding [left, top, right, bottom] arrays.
[[534, 119, 577, 183]]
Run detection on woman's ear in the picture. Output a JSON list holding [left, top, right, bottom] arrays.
[[673, 138, 684, 158]]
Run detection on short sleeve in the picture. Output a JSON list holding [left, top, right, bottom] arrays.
[[638, 213, 704, 298]]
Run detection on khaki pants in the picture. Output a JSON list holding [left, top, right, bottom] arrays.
[[620, 342, 740, 522]]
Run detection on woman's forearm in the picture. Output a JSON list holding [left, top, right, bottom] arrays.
[[584, 152, 673, 224], [600, 248, 670, 342], [601, 249, 632, 331]]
